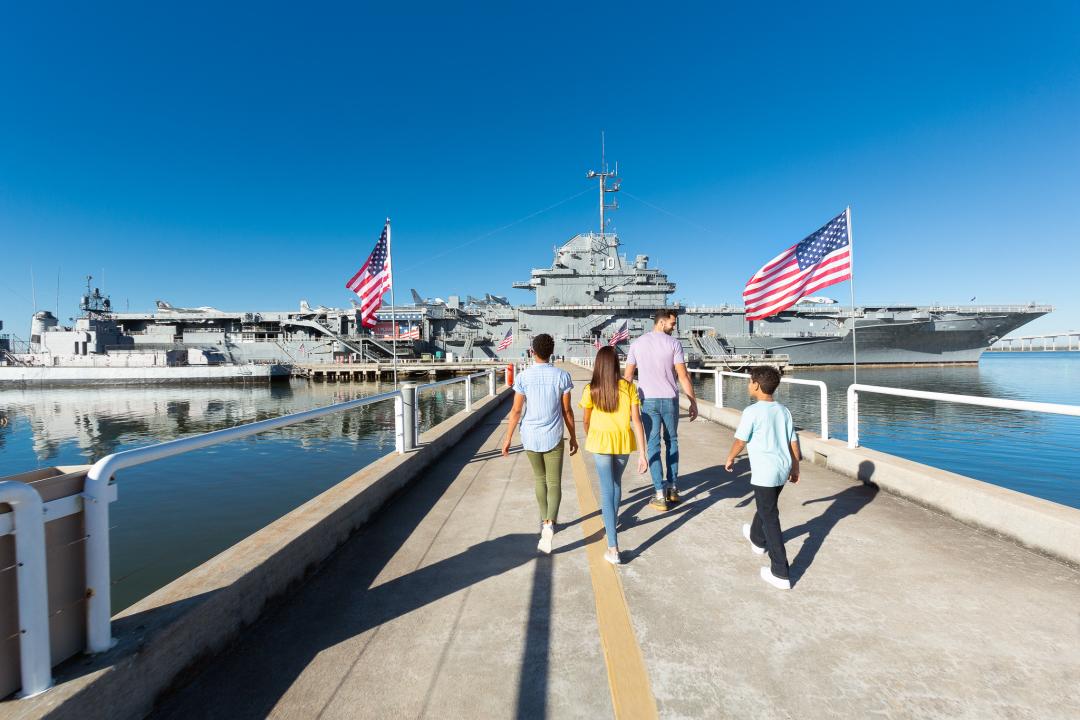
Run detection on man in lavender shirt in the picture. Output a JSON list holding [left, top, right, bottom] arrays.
[[623, 309, 698, 511]]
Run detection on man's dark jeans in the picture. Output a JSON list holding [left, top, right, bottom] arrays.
[[750, 484, 790, 579]]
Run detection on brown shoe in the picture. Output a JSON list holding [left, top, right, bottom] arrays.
[[649, 494, 669, 512]]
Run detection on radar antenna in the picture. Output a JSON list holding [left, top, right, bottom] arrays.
[[585, 130, 620, 238]]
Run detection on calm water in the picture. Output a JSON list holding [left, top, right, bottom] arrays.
[[691, 353, 1079, 510], [0, 376, 489, 610]]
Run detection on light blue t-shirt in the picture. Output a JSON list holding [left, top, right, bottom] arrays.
[[513, 363, 574, 452], [734, 401, 798, 487]]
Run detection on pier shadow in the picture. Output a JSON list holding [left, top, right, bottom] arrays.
[[784, 460, 879, 584], [149, 402, 573, 720], [618, 460, 754, 562]]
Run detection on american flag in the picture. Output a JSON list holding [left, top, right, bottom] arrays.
[[345, 220, 393, 328], [399, 326, 420, 341], [496, 327, 514, 351], [743, 210, 852, 321], [609, 320, 630, 345]]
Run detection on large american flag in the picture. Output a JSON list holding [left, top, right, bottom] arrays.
[[496, 327, 514, 351], [743, 210, 852, 321], [609, 320, 630, 345], [346, 220, 393, 328]]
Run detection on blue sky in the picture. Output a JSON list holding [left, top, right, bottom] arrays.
[[2, 2, 1078, 338]]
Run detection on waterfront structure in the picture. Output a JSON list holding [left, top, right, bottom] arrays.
[[0, 282, 288, 385]]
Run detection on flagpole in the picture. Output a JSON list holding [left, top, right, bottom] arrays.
[[387, 217, 399, 387], [846, 206, 858, 384]]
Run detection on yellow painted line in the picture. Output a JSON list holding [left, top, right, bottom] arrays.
[[570, 448, 659, 720]]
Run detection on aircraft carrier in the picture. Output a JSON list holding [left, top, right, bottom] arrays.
[[2, 168, 1050, 369]]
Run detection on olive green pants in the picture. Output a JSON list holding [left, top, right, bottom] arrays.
[[525, 441, 564, 523]]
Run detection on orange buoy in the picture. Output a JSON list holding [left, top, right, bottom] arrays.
[[506, 363, 515, 387]]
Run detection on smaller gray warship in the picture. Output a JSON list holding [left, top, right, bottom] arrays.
[[0, 279, 288, 385]]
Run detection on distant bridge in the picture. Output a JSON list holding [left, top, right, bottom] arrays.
[[989, 331, 1080, 351]]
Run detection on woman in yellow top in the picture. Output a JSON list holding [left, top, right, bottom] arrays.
[[579, 346, 648, 565]]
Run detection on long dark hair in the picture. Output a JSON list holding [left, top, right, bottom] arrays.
[[590, 346, 622, 413]]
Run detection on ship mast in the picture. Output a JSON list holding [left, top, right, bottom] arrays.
[[586, 132, 620, 238]]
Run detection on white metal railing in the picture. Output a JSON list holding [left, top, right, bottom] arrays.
[[688, 368, 829, 440], [846, 384, 1080, 449], [78, 367, 500, 657], [0, 481, 52, 697]]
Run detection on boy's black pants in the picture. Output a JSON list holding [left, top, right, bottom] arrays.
[[750, 484, 790, 579]]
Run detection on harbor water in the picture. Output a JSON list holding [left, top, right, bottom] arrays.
[[1, 354, 1076, 610], [692, 352, 1079, 510]]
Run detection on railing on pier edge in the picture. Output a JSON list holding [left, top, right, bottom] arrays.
[[845, 385, 1080, 449], [3, 368, 512, 699]]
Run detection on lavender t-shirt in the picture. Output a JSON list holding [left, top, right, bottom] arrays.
[[626, 331, 685, 399]]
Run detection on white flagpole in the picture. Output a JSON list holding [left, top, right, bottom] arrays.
[[387, 217, 399, 387], [846, 206, 858, 384]]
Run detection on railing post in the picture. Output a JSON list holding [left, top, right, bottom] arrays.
[[714, 369, 723, 407], [487, 368, 496, 397], [394, 395, 405, 453], [465, 376, 474, 412], [847, 386, 859, 449], [817, 381, 829, 441], [82, 464, 116, 654], [401, 383, 418, 451], [0, 481, 53, 698]]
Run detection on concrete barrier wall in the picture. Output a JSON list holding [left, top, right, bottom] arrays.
[[10, 387, 513, 720], [681, 396, 1080, 568]]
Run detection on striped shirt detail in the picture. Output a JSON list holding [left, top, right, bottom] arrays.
[[513, 363, 574, 452]]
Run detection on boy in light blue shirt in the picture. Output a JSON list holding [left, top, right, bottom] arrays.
[[724, 366, 801, 590]]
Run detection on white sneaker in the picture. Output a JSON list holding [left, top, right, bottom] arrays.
[[760, 566, 791, 590], [604, 547, 622, 565], [538, 524, 554, 554], [742, 523, 766, 555]]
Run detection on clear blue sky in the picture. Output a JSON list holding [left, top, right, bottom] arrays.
[[2, 2, 1078, 338]]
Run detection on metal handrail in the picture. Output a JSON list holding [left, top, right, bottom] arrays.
[[0, 481, 52, 697], [846, 384, 1080, 449], [687, 368, 829, 440], [80, 382, 441, 654]]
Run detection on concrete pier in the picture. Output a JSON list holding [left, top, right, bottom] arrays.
[[7, 364, 1079, 719], [147, 364, 1078, 719]]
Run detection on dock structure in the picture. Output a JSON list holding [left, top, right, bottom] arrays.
[[4, 365, 1080, 719], [293, 359, 509, 382]]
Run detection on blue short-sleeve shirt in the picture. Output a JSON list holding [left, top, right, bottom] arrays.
[[734, 401, 798, 487], [513, 363, 574, 452]]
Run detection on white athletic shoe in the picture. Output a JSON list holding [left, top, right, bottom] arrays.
[[760, 566, 791, 590], [742, 523, 766, 555], [538, 524, 554, 554], [604, 547, 622, 565]]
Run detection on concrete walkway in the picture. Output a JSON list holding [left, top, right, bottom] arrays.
[[153, 364, 1080, 720]]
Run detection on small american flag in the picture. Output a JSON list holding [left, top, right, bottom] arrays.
[[743, 210, 852, 321], [496, 327, 514, 351], [609, 320, 629, 346], [346, 220, 393, 328], [399, 326, 420, 341]]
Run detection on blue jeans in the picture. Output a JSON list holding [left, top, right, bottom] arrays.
[[593, 454, 629, 547], [641, 397, 679, 493]]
